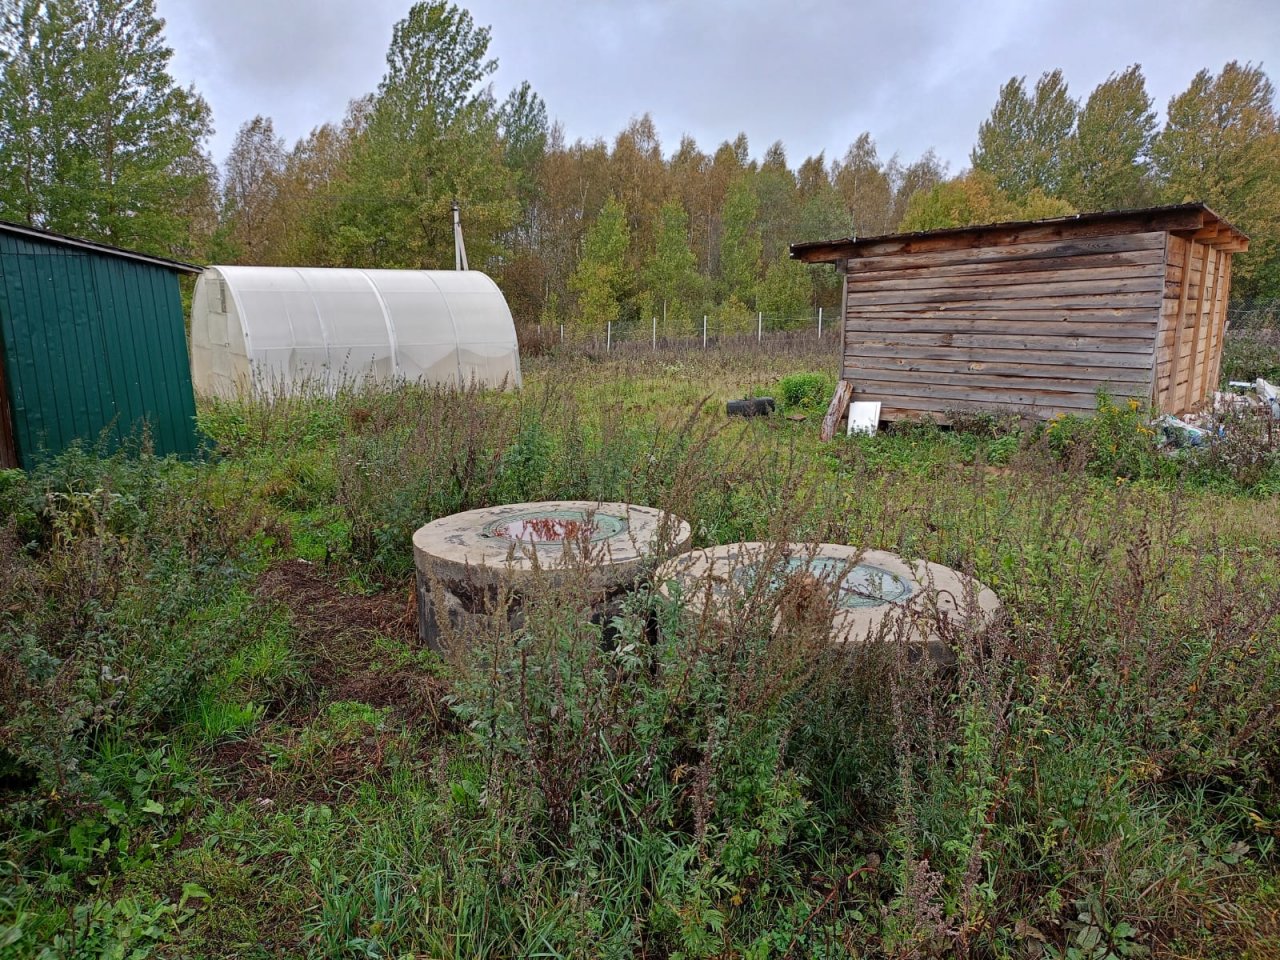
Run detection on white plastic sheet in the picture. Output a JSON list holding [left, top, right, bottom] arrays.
[[189, 266, 522, 397]]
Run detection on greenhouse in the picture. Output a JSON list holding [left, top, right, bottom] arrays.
[[189, 266, 522, 396]]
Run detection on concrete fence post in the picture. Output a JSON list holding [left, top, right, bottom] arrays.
[[652, 316, 657, 351], [818, 307, 823, 339], [757, 311, 763, 343], [607, 321, 612, 352], [702, 315, 708, 349]]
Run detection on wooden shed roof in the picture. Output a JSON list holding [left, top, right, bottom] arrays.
[[790, 203, 1249, 264], [0, 219, 202, 274]]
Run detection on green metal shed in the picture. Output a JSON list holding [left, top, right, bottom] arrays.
[[0, 221, 201, 469]]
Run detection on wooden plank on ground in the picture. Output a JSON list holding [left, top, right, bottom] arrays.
[[821, 379, 854, 441]]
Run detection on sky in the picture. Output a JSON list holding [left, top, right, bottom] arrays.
[[157, 0, 1280, 176]]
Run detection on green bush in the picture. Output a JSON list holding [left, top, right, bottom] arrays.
[[0, 448, 264, 810], [1040, 395, 1167, 481], [778, 371, 832, 411], [1219, 329, 1280, 385]]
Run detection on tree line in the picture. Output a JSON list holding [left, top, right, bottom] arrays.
[[2, 0, 1278, 334]]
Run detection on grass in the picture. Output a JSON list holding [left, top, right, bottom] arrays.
[[2, 335, 1280, 958]]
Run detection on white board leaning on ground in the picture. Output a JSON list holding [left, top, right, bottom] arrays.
[[189, 266, 522, 396]]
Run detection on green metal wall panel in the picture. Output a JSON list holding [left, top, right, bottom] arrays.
[[0, 232, 199, 467]]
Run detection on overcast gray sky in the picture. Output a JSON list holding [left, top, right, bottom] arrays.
[[157, 0, 1279, 176]]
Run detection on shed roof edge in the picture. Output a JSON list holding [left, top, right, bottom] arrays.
[[790, 203, 1249, 263], [0, 219, 202, 274]]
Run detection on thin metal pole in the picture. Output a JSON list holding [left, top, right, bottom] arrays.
[[652, 316, 657, 351], [757, 311, 762, 343], [607, 320, 612, 352], [818, 307, 823, 339], [702, 315, 707, 349]]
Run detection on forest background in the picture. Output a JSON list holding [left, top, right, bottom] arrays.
[[2, 0, 1278, 334]]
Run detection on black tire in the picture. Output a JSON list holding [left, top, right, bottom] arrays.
[[726, 397, 775, 417]]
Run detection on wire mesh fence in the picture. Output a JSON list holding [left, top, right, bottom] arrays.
[[521, 301, 1279, 361], [1227, 299, 1280, 330], [525, 307, 842, 357]]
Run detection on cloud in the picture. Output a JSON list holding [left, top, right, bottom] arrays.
[[157, 0, 1279, 173]]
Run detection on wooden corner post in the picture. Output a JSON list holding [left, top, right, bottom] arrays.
[[821, 379, 854, 441]]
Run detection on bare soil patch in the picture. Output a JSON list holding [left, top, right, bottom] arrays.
[[254, 559, 448, 724]]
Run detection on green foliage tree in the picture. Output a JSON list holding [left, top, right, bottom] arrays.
[[495, 80, 549, 317], [972, 70, 1078, 200], [1062, 65, 1157, 211], [793, 154, 848, 311], [899, 170, 1074, 233], [719, 176, 762, 306], [334, 1, 516, 269], [668, 134, 713, 274], [569, 196, 629, 330], [610, 115, 668, 263], [793, 154, 848, 241], [1154, 61, 1280, 298], [755, 140, 798, 264], [0, 0, 214, 258], [755, 254, 810, 322], [890, 149, 947, 228], [220, 115, 286, 264], [498, 79, 549, 213], [0, 0, 52, 225], [834, 133, 894, 236], [642, 199, 701, 327], [265, 99, 370, 267]]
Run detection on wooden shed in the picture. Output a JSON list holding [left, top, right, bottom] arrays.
[[790, 204, 1249, 423], [0, 220, 201, 469]]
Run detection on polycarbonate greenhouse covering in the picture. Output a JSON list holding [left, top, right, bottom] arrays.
[[190, 266, 522, 396]]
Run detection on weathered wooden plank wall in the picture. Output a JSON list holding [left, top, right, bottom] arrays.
[[842, 231, 1167, 420], [1154, 235, 1232, 412]]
